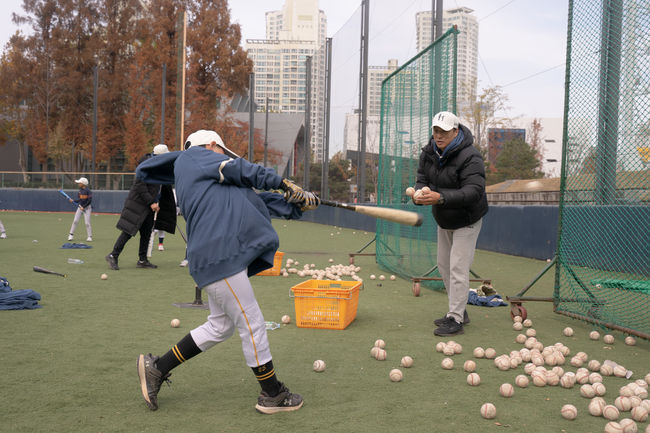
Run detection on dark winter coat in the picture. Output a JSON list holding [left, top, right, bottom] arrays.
[[415, 124, 488, 230]]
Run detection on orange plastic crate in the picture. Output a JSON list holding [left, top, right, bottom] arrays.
[[290, 280, 361, 330], [256, 251, 284, 276]]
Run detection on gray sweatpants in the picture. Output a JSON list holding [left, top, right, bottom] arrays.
[[437, 218, 483, 323], [69, 206, 92, 238]]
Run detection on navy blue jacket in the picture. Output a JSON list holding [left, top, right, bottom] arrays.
[[74, 187, 92, 208], [136, 147, 302, 287]]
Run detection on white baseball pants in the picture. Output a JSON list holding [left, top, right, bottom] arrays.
[[190, 269, 271, 368], [69, 206, 92, 238], [437, 218, 483, 323]]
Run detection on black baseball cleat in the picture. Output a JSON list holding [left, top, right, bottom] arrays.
[[105, 254, 119, 270], [434, 316, 464, 336], [137, 354, 171, 411], [434, 310, 470, 326], [255, 382, 304, 414], [136, 260, 158, 269]]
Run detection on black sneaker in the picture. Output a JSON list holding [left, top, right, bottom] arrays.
[[136, 260, 158, 269], [137, 354, 171, 411], [434, 317, 464, 336], [105, 254, 119, 270], [255, 382, 304, 414], [434, 310, 470, 326]]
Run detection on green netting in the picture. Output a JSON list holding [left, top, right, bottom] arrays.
[[375, 27, 458, 290], [555, 0, 650, 337]]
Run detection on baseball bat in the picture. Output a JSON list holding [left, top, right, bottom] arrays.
[[33, 266, 66, 277], [320, 200, 423, 227], [147, 210, 159, 258], [58, 189, 78, 208]]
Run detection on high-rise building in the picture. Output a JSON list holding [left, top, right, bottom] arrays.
[[368, 59, 399, 117], [415, 7, 478, 113], [246, 0, 327, 162]]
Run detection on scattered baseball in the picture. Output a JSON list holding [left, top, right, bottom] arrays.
[[281, 315, 291, 324], [588, 359, 602, 371], [526, 328, 537, 337], [379, 275, 385, 281], [389, 368, 403, 382], [515, 375, 529, 388], [604, 422, 624, 433], [370, 274, 376, 280], [513, 322, 523, 331], [589, 330, 601, 340], [484, 348, 496, 359], [624, 336, 636, 346], [515, 334, 527, 344], [615, 396, 632, 412], [370, 346, 380, 358], [563, 327, 574, 337], [170, 318, 180, 328], [375, 349, 387, 361], [499, 383, 514, 398], [441, 358, 454, 370], [513, 315, 523, 323], [619, 419, 636, 433], [601, 364, 614, 376], [631, 405, 648, 422], [463, 360, 476, 372], [561, 404, 578, 420], [435, 342, 446, 353], [604, 334, 615, 344], [646, 373, 650, 385], [593, 382, 607, 396], [480, 403, 496, 419], [100, 273, 108, 280], [467, 372, 481, 386], [313, 359, 326, 372], [390, 275, 396, 280], [581, 384, 596, 398], [603, 404, 621, 420], [523, 319, 533, 327], [400, 356, 413, 368], [589, 397, 606, 416], [374, 339, 386, 349], [473, 347, 485, 358], [405, 187, 415, 197]]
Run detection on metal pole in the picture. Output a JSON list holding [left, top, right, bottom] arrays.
[[433, 0, 443, 114], [431, 0, 435, 45], [358, 0, 369, 203], [175, 11, 186, 151], [435, 0, 443, 39], [161, 64, 166, 144], [92, 66, 98, 187], [303, 56, 312, 189], [264, 97, 269, 167], [322, 37, 332, 201], [248, 72, 255, 161]]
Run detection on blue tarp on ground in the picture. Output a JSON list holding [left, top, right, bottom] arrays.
[[60, 243, 92, 249], [0, 276, 42, 310], [467, 290, 507, 307]]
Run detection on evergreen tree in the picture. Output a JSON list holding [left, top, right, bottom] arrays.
[[489, 138, 544, 184]]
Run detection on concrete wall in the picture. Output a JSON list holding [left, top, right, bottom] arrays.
[[0, 188, 558, 260]]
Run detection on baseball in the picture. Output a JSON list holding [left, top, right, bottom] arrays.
[[576, 351, 588, 361], [601, 364, 614, 376], [100, 273, 108, 280], [281, 315, 291, 324], [463, 360, 476, 372], [523, 319, 533, 327], [378, 275, 385, 281], [532, 374, 547, 387], [499, 383, 514, 398], [374, 339, 386, 349], [443, 344, 456, 356], [620, 418, 636, 432], [646, 374, 650, 386], [405, 187, 415, 197], [441, 357, 454, 370], [370, 346, 380, 358], [589, 397, 606, 416], [603, 334, 615, 344], [370, 274, 376, 280], [435, 342, 446, 353], [484, 348, 496, 359], [581, 384, 596, 398], [631, 406, 648, 422], [400, 356, 413, 368], [563, 327, 574, 337], [375, 349, 387, 361], [589, 330, 600, 340], [589, 372, 603, 384], [413, 189, 423, 199], [313, 359, 326, 372], [389, 368, 403, 382], [421, 186, 431, 193], [515, 334, 527, 344], [614, 365, 628, 378], [515, 375, 529, 388], [473, 347, 485, 358], [390, 275, 396, 280], [480, 403, 496, 419], [604, 422, 624, 433], [593, 382, 607, 396], [560, 373, 576, 388], [513, 315, 523, 323], [513, 322, 523, 331], [467, 372, 481, 386], [603, 404, 621, 420], [526, 328, 537, 337], [624, 336, 636, 346], [588, 359, 602, 371], [561, 404, 578, 420], [615, 396, 632, 412], [170, 318, 180, 328]]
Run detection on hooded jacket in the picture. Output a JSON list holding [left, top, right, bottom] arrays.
[[415, 124, 488, 230], [135, 146, 302, 288]]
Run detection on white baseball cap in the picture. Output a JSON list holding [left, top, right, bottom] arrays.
[[431, 111, 459, 131], [184, 129, 240, 158], [153, 144, 169, 155], [74, 177, 89, 186]]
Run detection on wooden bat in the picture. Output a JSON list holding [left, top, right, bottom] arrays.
[[33, 266, 66, 277], [320, 200, 423, 227]]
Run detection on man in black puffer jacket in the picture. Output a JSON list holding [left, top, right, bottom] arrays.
[[105, 144, 176, 270], [413, 111, 488, 337]]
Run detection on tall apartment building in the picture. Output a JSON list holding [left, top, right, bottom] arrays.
[[246, 0, 328, 162], [368, 59, 399, 117], [415, 7, 479, 113]]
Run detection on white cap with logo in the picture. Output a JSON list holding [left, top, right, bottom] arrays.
[[74, 177, 89, 186], [184, 130, 240, 159], [431, 111, 459, 131], [153, 144, 169, 155]]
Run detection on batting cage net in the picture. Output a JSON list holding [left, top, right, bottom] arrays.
[[374, 27, 458, 290], [554, 0, 650, 338]]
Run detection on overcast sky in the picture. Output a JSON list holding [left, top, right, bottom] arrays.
[[1, 0, 569, 121]]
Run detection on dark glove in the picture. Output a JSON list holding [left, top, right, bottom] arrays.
[[301, 192, 320, 211], [280, 179, 306, 204]]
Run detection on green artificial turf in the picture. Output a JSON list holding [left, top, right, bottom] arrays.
[[0, 210, 648, 433]]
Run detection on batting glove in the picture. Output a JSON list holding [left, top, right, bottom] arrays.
[[300, 192, 320, 211], [280, 179, 306, 204]]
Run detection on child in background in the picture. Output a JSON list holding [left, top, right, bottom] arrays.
[[68, 177, 93, 242]]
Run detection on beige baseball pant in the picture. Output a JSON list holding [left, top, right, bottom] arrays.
[[436, 218, 483, 323], [190, 269, 271, 368], [69, 205, 92, 238]]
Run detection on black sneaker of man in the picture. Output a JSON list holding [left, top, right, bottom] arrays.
[[255, 382, 304, 414], [105, 254, 119, 270], [136, 260, 158, 269], [434, 310, 470, 326], [434, 316, 464, 336], [137, 354, 171, 411]]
